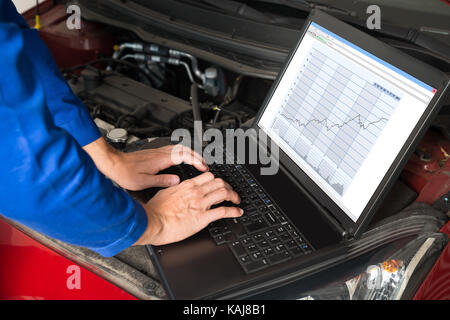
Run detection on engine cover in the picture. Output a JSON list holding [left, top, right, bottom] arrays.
[[69, 71, 193, 130]]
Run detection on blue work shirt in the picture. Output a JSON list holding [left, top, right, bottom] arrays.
[[0, 0, 147, 257]]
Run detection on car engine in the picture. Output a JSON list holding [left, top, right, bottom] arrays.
[[63, 40, 272, 150]]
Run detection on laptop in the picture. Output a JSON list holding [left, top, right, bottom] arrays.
[[145, 10, 449, 299]]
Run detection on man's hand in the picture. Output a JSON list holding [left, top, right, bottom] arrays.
[[134, 172, 243, 246], [83, 137, 243, 246], [83, 137, 208, 190]]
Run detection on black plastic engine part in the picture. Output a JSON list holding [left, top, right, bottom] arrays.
[[69, 71, 193, 132]]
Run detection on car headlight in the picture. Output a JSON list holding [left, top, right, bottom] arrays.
[[298, 234, 447, 300]]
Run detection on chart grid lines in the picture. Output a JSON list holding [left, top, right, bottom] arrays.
[[309, 48, 399, 110], [305, 57, 395, 118], [288, 82, 382, 148], [271, 41, 402, 195]]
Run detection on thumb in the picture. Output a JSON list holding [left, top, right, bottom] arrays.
[[145, 174, 180, 188], [202, 206, 244, 226]]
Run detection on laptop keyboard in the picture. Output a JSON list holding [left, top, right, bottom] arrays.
[[177, 163, 314, 274]]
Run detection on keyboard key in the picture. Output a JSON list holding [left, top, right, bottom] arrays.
[[242, 237, 252, 245], [254, 201, 266, 209], [224, 233, 237, 243], [264, 230, 274, 238], [271, 208, 282, 216], [263, 247, 274, 256], [267, 251, 290, 264], [251, 252, 263, 261], [300, 243, 312, 253], [289, 230, 299, 238], [244, 258, 269, 273], [241, 203, 255, 211], [230, 241, 247, 257], [266, 212, 278, 226], [285, 240, 297, 249], [247, 244, 258, 252], [228, 219, 246, 237], [289, 247, 304, 257], [250, 213, 262, 221], [253, 233, 264, 242], [218, 225, 230, 234], [246, 219, 268, 233], [239, 216, 251, 225], [209, 228, 221, 237], [269, 237, 281, 244], [240, 255, 251, 264], [274, 244, 285, 252], [275, 226, 285, 234], [213, 235, 226, 245], [259, 207, 270, 214], [258, 240, 270, 248]]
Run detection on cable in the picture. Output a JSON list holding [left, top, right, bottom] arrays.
[[212, 75, 245, 126], [111, 42, 206, 84], [169, 51, 205, 83], [212, 105, 243, 128], [119, 53, 203, 87], [180, 61, 197, 85], [118, 54, 166, 85]]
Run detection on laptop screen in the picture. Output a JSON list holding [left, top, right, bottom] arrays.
[[258, 21, 437, 222]]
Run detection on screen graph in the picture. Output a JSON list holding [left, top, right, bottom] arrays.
[[270, 44, 401, 195]]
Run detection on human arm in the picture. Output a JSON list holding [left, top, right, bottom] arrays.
[[82, 137, 208, 190], [0, 15, 147, 257]]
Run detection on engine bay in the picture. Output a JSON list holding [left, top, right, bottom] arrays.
[[65, 57, 262, 142]]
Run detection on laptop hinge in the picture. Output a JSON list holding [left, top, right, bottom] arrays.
[[320, 204, 352, 240], [276, 161, 351, 240]]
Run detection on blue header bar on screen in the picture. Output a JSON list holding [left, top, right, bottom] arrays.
[[311, 22, 435, 93]]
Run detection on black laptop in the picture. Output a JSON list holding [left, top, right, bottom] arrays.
[[145, 10, 449, 299]]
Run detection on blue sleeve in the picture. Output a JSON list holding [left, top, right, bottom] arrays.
[[1, 0, 101, 146], [0, 7, 148, 257]]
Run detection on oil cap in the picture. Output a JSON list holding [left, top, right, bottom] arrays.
[[106, 128, 128, 150]]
